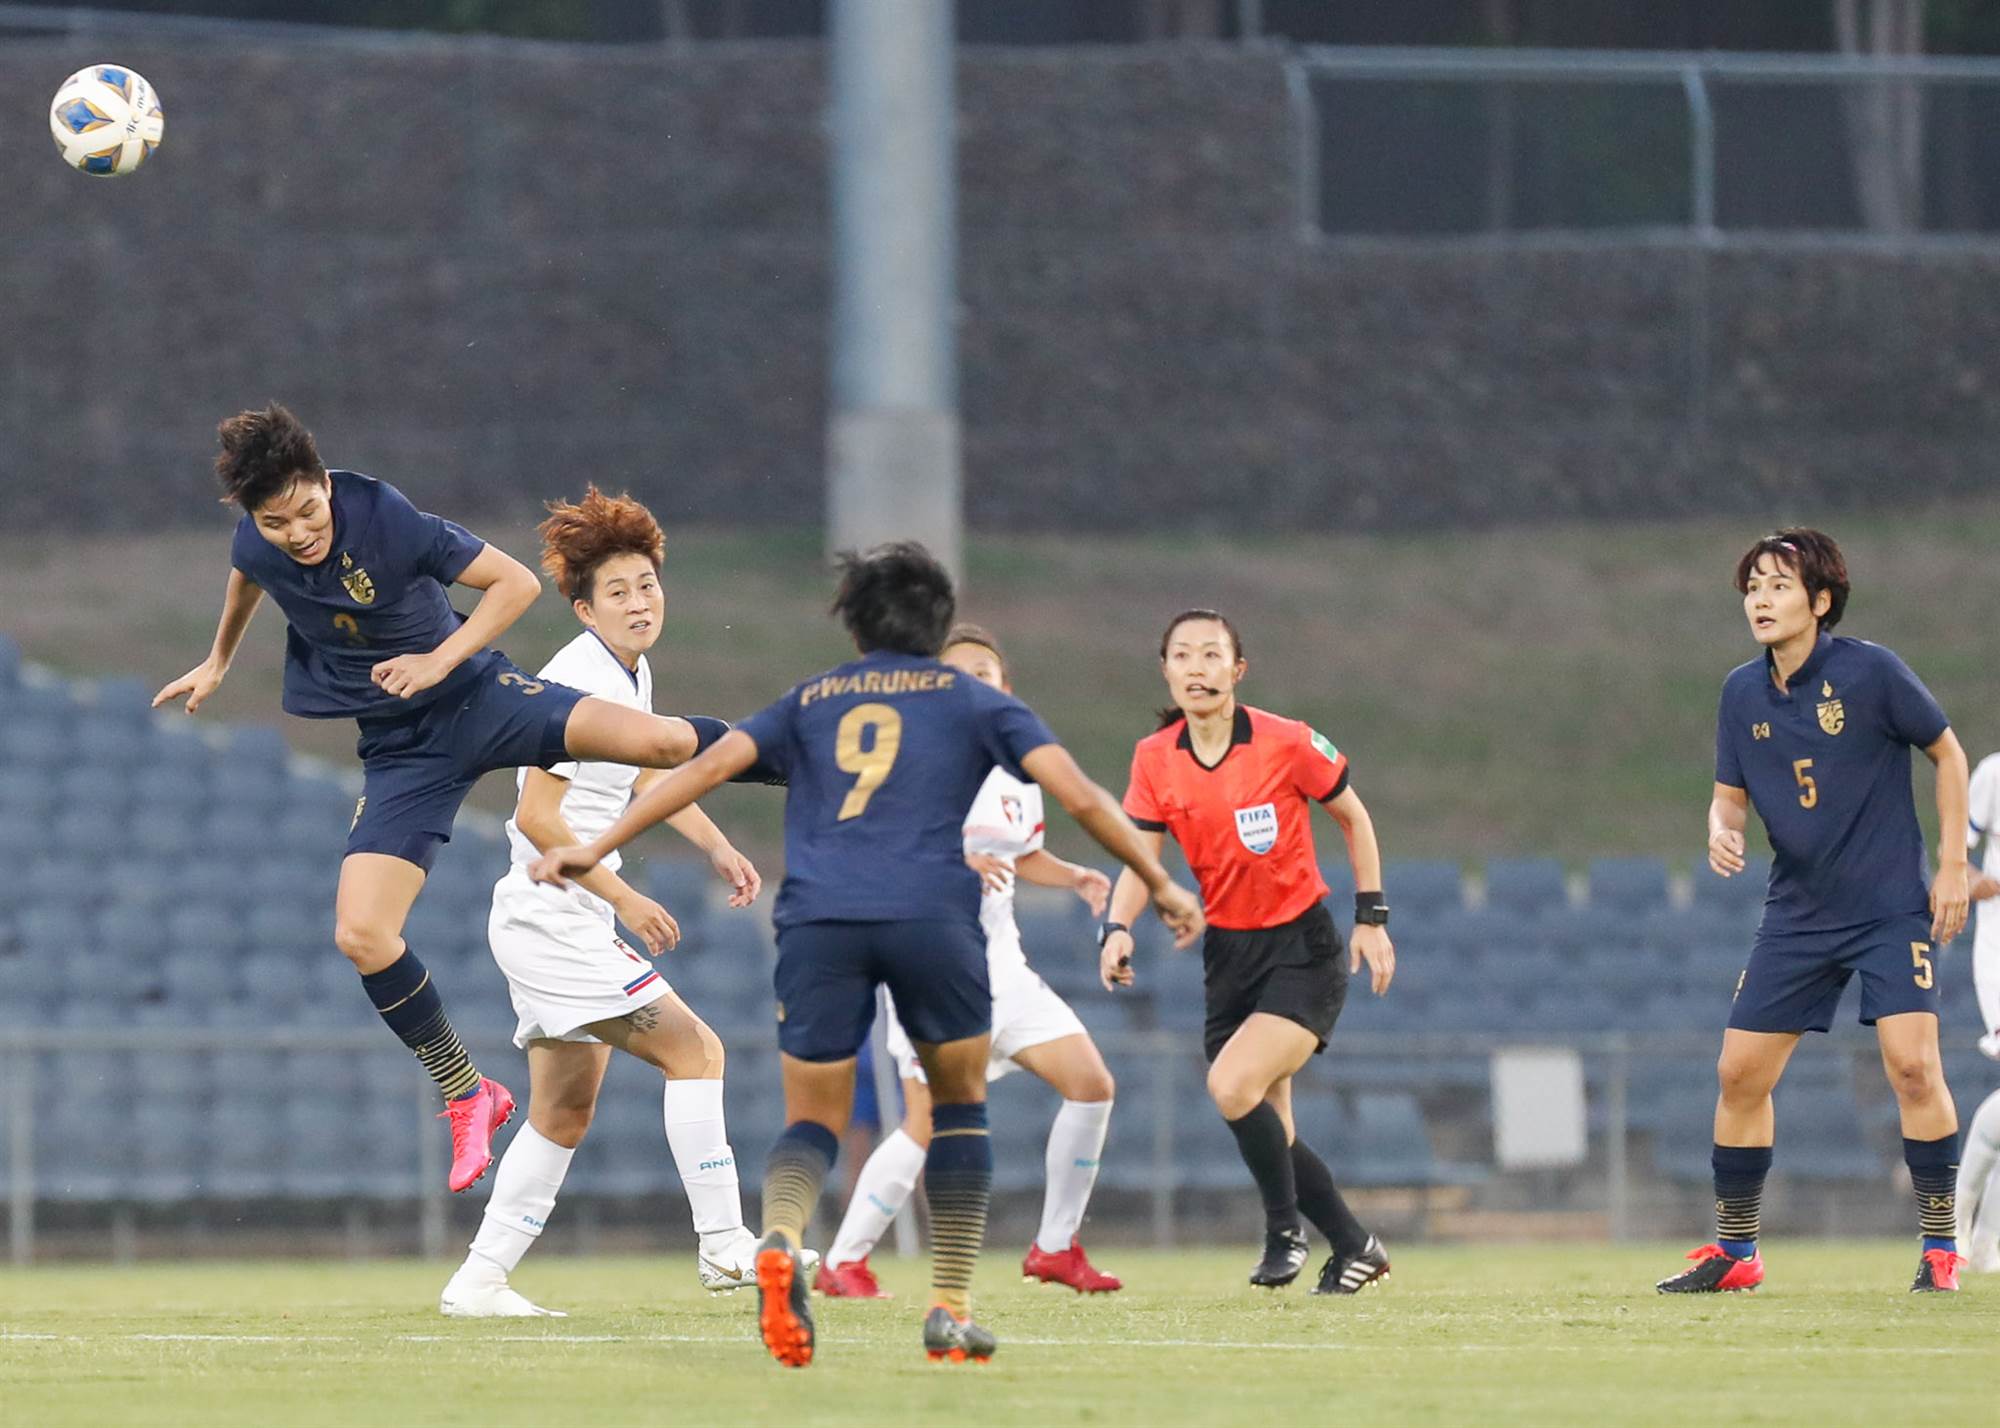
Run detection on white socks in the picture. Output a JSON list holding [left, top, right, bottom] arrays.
[[827, 1128, 927, 1265], [1036, 1099, 1112, 1254], [664, 1077, 746, 1245], [1958, 1087, 2000, 1255], [464, 1123, 575, 1278]]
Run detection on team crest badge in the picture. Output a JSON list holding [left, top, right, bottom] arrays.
[[1234, 802, 1278, 855], [339, 552, 377, 606], [1000, 795, 1023, 825], [1816, 680, 1844, 736]]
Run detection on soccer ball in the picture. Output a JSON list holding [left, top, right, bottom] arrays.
[[49, 64, 164, 177]]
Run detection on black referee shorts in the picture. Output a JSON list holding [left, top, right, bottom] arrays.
[[1200, 901, 1348, 1062]]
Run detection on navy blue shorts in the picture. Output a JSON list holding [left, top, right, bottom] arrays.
[[1728, 913, 1940, 1034], [773, 919, 990, 1063], [346, 651, 586, 872]]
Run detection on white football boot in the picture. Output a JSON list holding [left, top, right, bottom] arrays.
[[439, 1264, 567, 1318], [699, 1227, 819, 1292]]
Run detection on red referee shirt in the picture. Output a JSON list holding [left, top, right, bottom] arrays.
[[1122, 705, 1350, 931]]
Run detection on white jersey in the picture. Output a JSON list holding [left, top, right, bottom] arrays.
[[504, 631, 652, 879], [963, 767, 1045, 951], [1969, 754, 2000, 1044]]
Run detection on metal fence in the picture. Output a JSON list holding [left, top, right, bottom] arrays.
[[1287, 47, 2000, 243], [3, 1022, 1950, 1264]]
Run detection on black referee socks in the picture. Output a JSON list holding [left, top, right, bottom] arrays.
[[1225, 1103, 1301, 1234], [1291, 1138, 1370, 1259]]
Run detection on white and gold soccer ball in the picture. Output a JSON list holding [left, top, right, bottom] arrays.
[[49, 64, 164, 177]]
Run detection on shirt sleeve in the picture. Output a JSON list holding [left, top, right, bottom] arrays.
[[375, 480, 486, 584], [1874, 646, 1949, 749], [1294, 724, 1351, 803], [733, 689, 798, 780], [1714, 686, 1744, 789], [1122, 745, 1166, 832], [975, 687, 1058, 782]]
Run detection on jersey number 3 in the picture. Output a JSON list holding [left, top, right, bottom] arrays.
[[835, 702, 903, 821]]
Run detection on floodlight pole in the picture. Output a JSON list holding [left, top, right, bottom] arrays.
[[826, 0, 963, 581]]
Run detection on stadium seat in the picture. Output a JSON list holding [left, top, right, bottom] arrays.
[[132, 763, 206, 806], [207, 1092, 285, 1199], [0, 633, 19, 686], [1482, 857, 1570, 917], [1, 712, 76, 766], [1690, 858, 1771, 917], [210, 762, 292, 813], [1383, 859, 1465, 918], [90, 676, 157, 720], [1586, 857, 1670, 916], [226, 724, 294, 770], [0, 767, 58, 819]]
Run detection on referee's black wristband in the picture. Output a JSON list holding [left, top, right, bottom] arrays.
[[1354, 892, 1389, 927], [1097, 921, 1130, 948]]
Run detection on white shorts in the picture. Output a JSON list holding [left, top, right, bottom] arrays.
[[488, 868, 672, 1049], [883, 938, 1086, 1084]]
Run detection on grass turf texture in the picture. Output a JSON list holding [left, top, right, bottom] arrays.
[[2, 1244, 1993, 1426], [5, 509, 1999, 871]]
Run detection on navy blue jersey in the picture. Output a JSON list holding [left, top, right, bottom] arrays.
[[735, 650, 1059, 929], [230, 471, 487, 719], [1715, 635, 1949, 934]]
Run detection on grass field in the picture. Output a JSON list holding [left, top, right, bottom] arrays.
[[6, 506, 1999, 870], [1, 1244, 1993, 1426]]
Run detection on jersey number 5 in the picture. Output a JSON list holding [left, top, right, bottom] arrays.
[[1792, 758, 1818, 810], [835, 703, 903, 821]]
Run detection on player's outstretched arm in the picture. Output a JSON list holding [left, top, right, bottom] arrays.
[[515, 767, 680, 952], [371, 544, 541, 700], [1924, 728, 1971, 944], [1019, 744, 1203, 950], [529, 730, 759, 887], [1319, 785, 1395, 996], [1707, 783, 1750, 877], [1100, 857, 1162, 990], [152, 569, 264, 715]]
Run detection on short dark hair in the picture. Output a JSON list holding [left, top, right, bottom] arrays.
[[942, 622, 1008, 681], [1734, 528, 1849, 631], [214, 403, 326, 512], [830, 542, 956, 656]]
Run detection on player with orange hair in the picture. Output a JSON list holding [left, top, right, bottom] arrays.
[[441, 486, 799, 1315]]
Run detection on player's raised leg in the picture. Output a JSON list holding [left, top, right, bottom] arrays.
[[911, 1032, 999, 1363], [1010, 1034, 1123, 1292], [442, 1040, 606, 1317], [1876, 1010, 1965, 1291], [335, 851, 512, 1192], [757, 1053, 854, 1368], [1958, 1088, 2000, 1272], [1659, 1028, 1795, 1292]]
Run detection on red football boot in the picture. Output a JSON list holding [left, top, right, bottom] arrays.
[[1656, 1243, 1764, 1293], [1911, 1248, 1964, 1293], [1022, 1238, 1123, 1293], [439, 1077, 516, 1193], [815, 1256, 891, 1299]]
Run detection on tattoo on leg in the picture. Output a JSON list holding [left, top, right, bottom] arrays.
[[626, 1002, 661, 1033]]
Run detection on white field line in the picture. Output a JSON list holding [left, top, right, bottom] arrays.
[[0, 1330, 1987, 1356]]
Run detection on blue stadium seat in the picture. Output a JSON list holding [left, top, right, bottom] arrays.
[[132, 763, 207, 806], [132, 1102, 204, 1202], [74, 711, 149, 767], [42, 1091, 129, 1199], [91, 677, 157, 720], [1482, 857, 1570, 917], [210, 761, 292, 814], [0, 712, 76, 766], [1317, 858, 1357, 903], [227, 724, 294, 770], [241, 953, 304, 1016], [1691, 858, 1771, 917], [140, 728, 214, 775], [207, 1092, 284, 1199], [1383, 859, 1465, 918], [1586, 857, 1670, 916], [0, 768, 57, 818], [0, 633, 19, 687], [274, 809, 346, 860], [55, 765, 131, 817]]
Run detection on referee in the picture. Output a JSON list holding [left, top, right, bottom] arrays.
[[1101, 610, 1396, 1294]]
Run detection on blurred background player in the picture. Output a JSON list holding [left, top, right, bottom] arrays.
[[818, 624, 1123, 1299], [441, 487, 777, 1316], [1101, 610, 1396, 1295], [529, 542, 1203, 1367], [1952, 750, 2000, 1271], [1658, 529, 1971, 1295], [153, 405, 744, 1195]]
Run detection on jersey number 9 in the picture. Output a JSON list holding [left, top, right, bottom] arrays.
[[835, 702, 903, 821]]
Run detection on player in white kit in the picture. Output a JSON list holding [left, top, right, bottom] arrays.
[[441, 487, 781, 1316], [1954, 751, 2000, 1271], [815, 625, 1125, 1297]]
